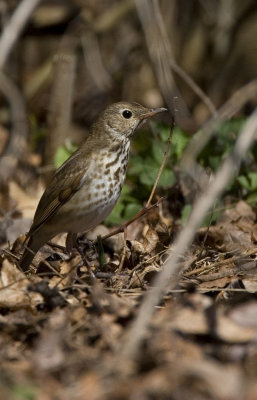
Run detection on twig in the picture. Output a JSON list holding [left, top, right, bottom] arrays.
[[117, 225, 128, 273], [116, 106, 257, 368], [101, 199, 163, 241], [0, 0, 42, 69], [184, 248, 257, 277], [145, 126, 173, 207]]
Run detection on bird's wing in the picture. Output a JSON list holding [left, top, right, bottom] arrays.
[[28, 149, 89, 236]]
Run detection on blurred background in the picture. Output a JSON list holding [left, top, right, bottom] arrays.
[[1, 0, 257, 230], [8, 0, 257, 121]]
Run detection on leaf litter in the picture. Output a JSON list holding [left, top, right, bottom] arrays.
[[1, 178, 257, 399]]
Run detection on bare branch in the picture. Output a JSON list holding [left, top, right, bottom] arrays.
[[145, 126, 173, 207], [0, 0, 42, 69]]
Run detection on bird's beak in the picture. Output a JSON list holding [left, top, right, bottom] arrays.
[[140, 107, 167, 120], [136, 107, 167, 129]]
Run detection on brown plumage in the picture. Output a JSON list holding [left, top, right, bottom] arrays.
[[20, 102, 166, 272]]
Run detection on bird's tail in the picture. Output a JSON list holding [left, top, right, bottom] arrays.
[[19, 233, 46, 272]]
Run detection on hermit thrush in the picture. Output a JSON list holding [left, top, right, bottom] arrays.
[[20, 102, 166, 272]]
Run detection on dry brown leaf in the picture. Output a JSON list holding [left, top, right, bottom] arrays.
[[171, 306, 256, 343], [129, 227, 159, 254], [0, 259, 42, 309], [130, 264, 159, 288], [242, 278, 257, 293], [217, 314, 256, 343], [229, 301, 257, 328], [198, 201, 257, 253]]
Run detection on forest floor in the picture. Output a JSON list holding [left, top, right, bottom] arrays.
[[1, 180, 257, 400]]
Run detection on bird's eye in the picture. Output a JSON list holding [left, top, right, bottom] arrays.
[[122, 110, 132, 119]]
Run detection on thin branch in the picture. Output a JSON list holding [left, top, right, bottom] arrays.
[[0, 0, 42, 69], [117, 106, 257, 367], [145, 126, 173, 207], [184, 248, 257, 277], [101, 198, 163, 241]]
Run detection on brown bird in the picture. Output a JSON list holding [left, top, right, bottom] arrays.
[[20, 102, 166, 272]]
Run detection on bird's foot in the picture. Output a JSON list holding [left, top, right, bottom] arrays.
[[75, 235, 96, 282]]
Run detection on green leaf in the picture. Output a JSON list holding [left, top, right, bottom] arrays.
[[118, 184, 139, 203], [128, 156, 145, 175], [171, 127, 190, 159], [105, 201, 124, 225], [159, 124, 171, 142], [139, 169, 158, 186], [152, 140, 165, 164], [157, 168, 176, 187], [54, 146, 72, 169], [208, 155, 220, 170], [237, 175, 251, 191], [246, 192, 257, 206], [202, 205, 222, 227], [217, 117, 245, 139], [123, 203, 142, 220], [54, 141, 78, 169], [248, 172, 257, 190], [139, 158, 175, 188]]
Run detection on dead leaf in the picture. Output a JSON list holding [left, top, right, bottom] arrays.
[[0, 259, 42, 309]]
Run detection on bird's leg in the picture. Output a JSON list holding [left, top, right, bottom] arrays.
[[66, 232, 95, 281], [75, 236, 96, 281], [66, 232, 77, 254], [117, 224, 128, 273]]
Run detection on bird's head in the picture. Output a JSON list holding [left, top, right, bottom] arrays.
[[94, 101, 167, 140]]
